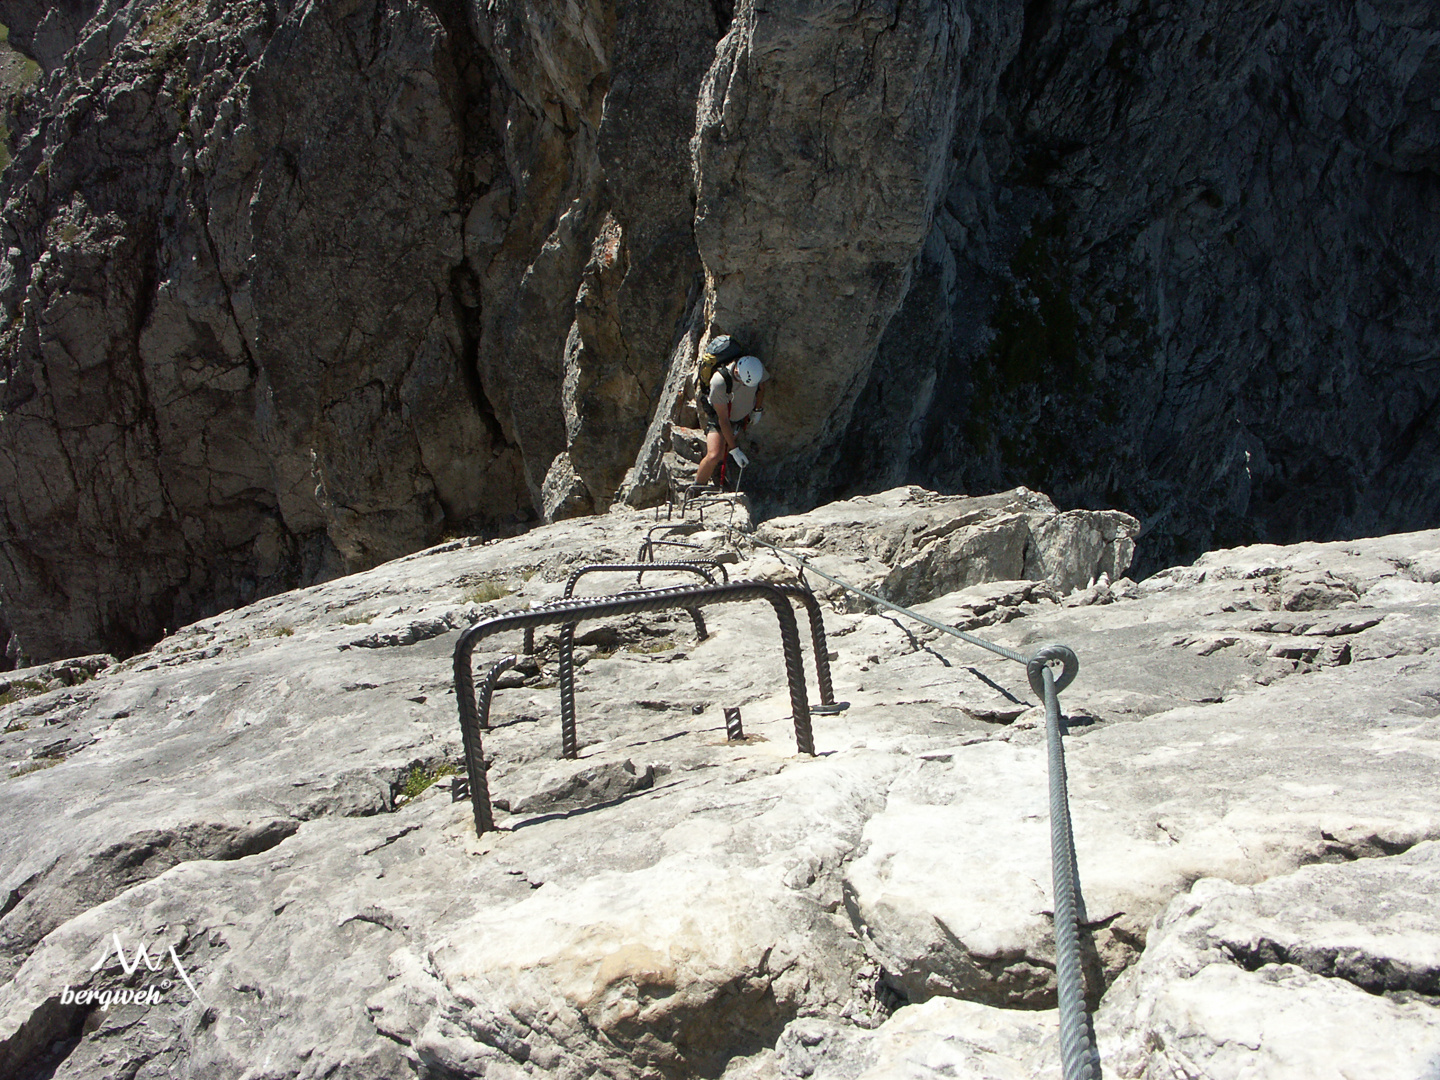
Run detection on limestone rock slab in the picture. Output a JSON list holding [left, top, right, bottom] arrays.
[[0, 499, 1435, 1077], [1099, 843, 1440, 1079], [757, 486, 1137, 603]]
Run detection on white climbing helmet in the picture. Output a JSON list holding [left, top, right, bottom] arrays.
[[735, 355, 765, 387]]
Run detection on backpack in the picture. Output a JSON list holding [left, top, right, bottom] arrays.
[[696, 335, 742, 400]]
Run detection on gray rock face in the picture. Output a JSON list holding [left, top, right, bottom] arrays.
[[0, 0, 525, 660], [830, 0, 1440, 573], [2, 0, 1437, 669], [0, 0, 720, 660], [683, 0, 1013, 487], [1099, 844, 1440, 1079], [0, 487, 1436, 1079], [755, 485, 1137, 604]]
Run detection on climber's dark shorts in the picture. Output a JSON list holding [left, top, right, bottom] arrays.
[[699, 396, 720, 435]]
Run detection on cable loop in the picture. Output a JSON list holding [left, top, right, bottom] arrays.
[[1027, 643, 1079, 698]]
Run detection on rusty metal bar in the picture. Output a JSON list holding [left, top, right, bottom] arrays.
[[542, 574, 830, 708], [640, 558, 728, 585], [638, 536, 709, 563], [545, 576, 832, 728], [559, 622, 578, 759], [454, 582, 815, 833], [772, 583, 839, 710], [679, 495, 738, 524], [646, 522, 701, 546], [565, 563, 713, 642], [476, 654, 519, 731], [520, 565, 718, 654], [453, 653, 523, 832]]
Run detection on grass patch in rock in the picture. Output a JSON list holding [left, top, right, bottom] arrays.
[[0, 678, 48, 706], [627, 640, 676, 655], [396, 762, 457, 803], [8, 758, 60, 780], [464, 581, 512, 604], [271, 625, 295, 637], [339, 611, 377, 626], [143, 0, 204, 72]]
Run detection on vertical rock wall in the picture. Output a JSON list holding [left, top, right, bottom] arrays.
[[1, 0, 1436, 659], [830, 0, 1440, 572], [0, 0, 722, 660], [0, 0, 531, 659], [686, 0, 1005, 492]]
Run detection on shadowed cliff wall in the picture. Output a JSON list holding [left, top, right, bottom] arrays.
[[0, 0, 1435, 659]]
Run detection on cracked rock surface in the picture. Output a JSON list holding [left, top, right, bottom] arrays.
[[0, 486, 1437, 1079], [0, 0, 721, 662], [4, 0, 1437, 665], [1098, 843, 1440, 1079]]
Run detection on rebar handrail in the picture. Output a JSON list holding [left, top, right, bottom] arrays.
[[549, 566, 834, 712], [637, 536, 711, 563], [743, 532, 1097, 1080], [454, 581, 817, 833], [454, 653, 518, 831], [771, 583, 838, 709], [645, 522, 702, 545], [565, 563, 714, 642], [518, 565, 718, 653], [476, 654, 519, 731], [639, 558, 729, 585], [565, 561, 716, 595], [675, 484, 740, 523]]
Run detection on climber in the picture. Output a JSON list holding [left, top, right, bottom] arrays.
[[695, 352, 767, 488]]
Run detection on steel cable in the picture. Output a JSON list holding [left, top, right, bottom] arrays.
[[744, 534, 1031, 664], [453, 535, 1099, 1077], [747, 532, 1097, 1080], [1033, 654, 1100, 1080]]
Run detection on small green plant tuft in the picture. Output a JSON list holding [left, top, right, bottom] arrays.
[[627, 640, 676, 655], [271, 625, 294, 637], [397, 762, 457, 802], [339, 611, 376, 626], [8, 758, 60, 780], [0, 678, 48, 707], [144, 0, 204, 69], [464, 581, 512, 604]]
